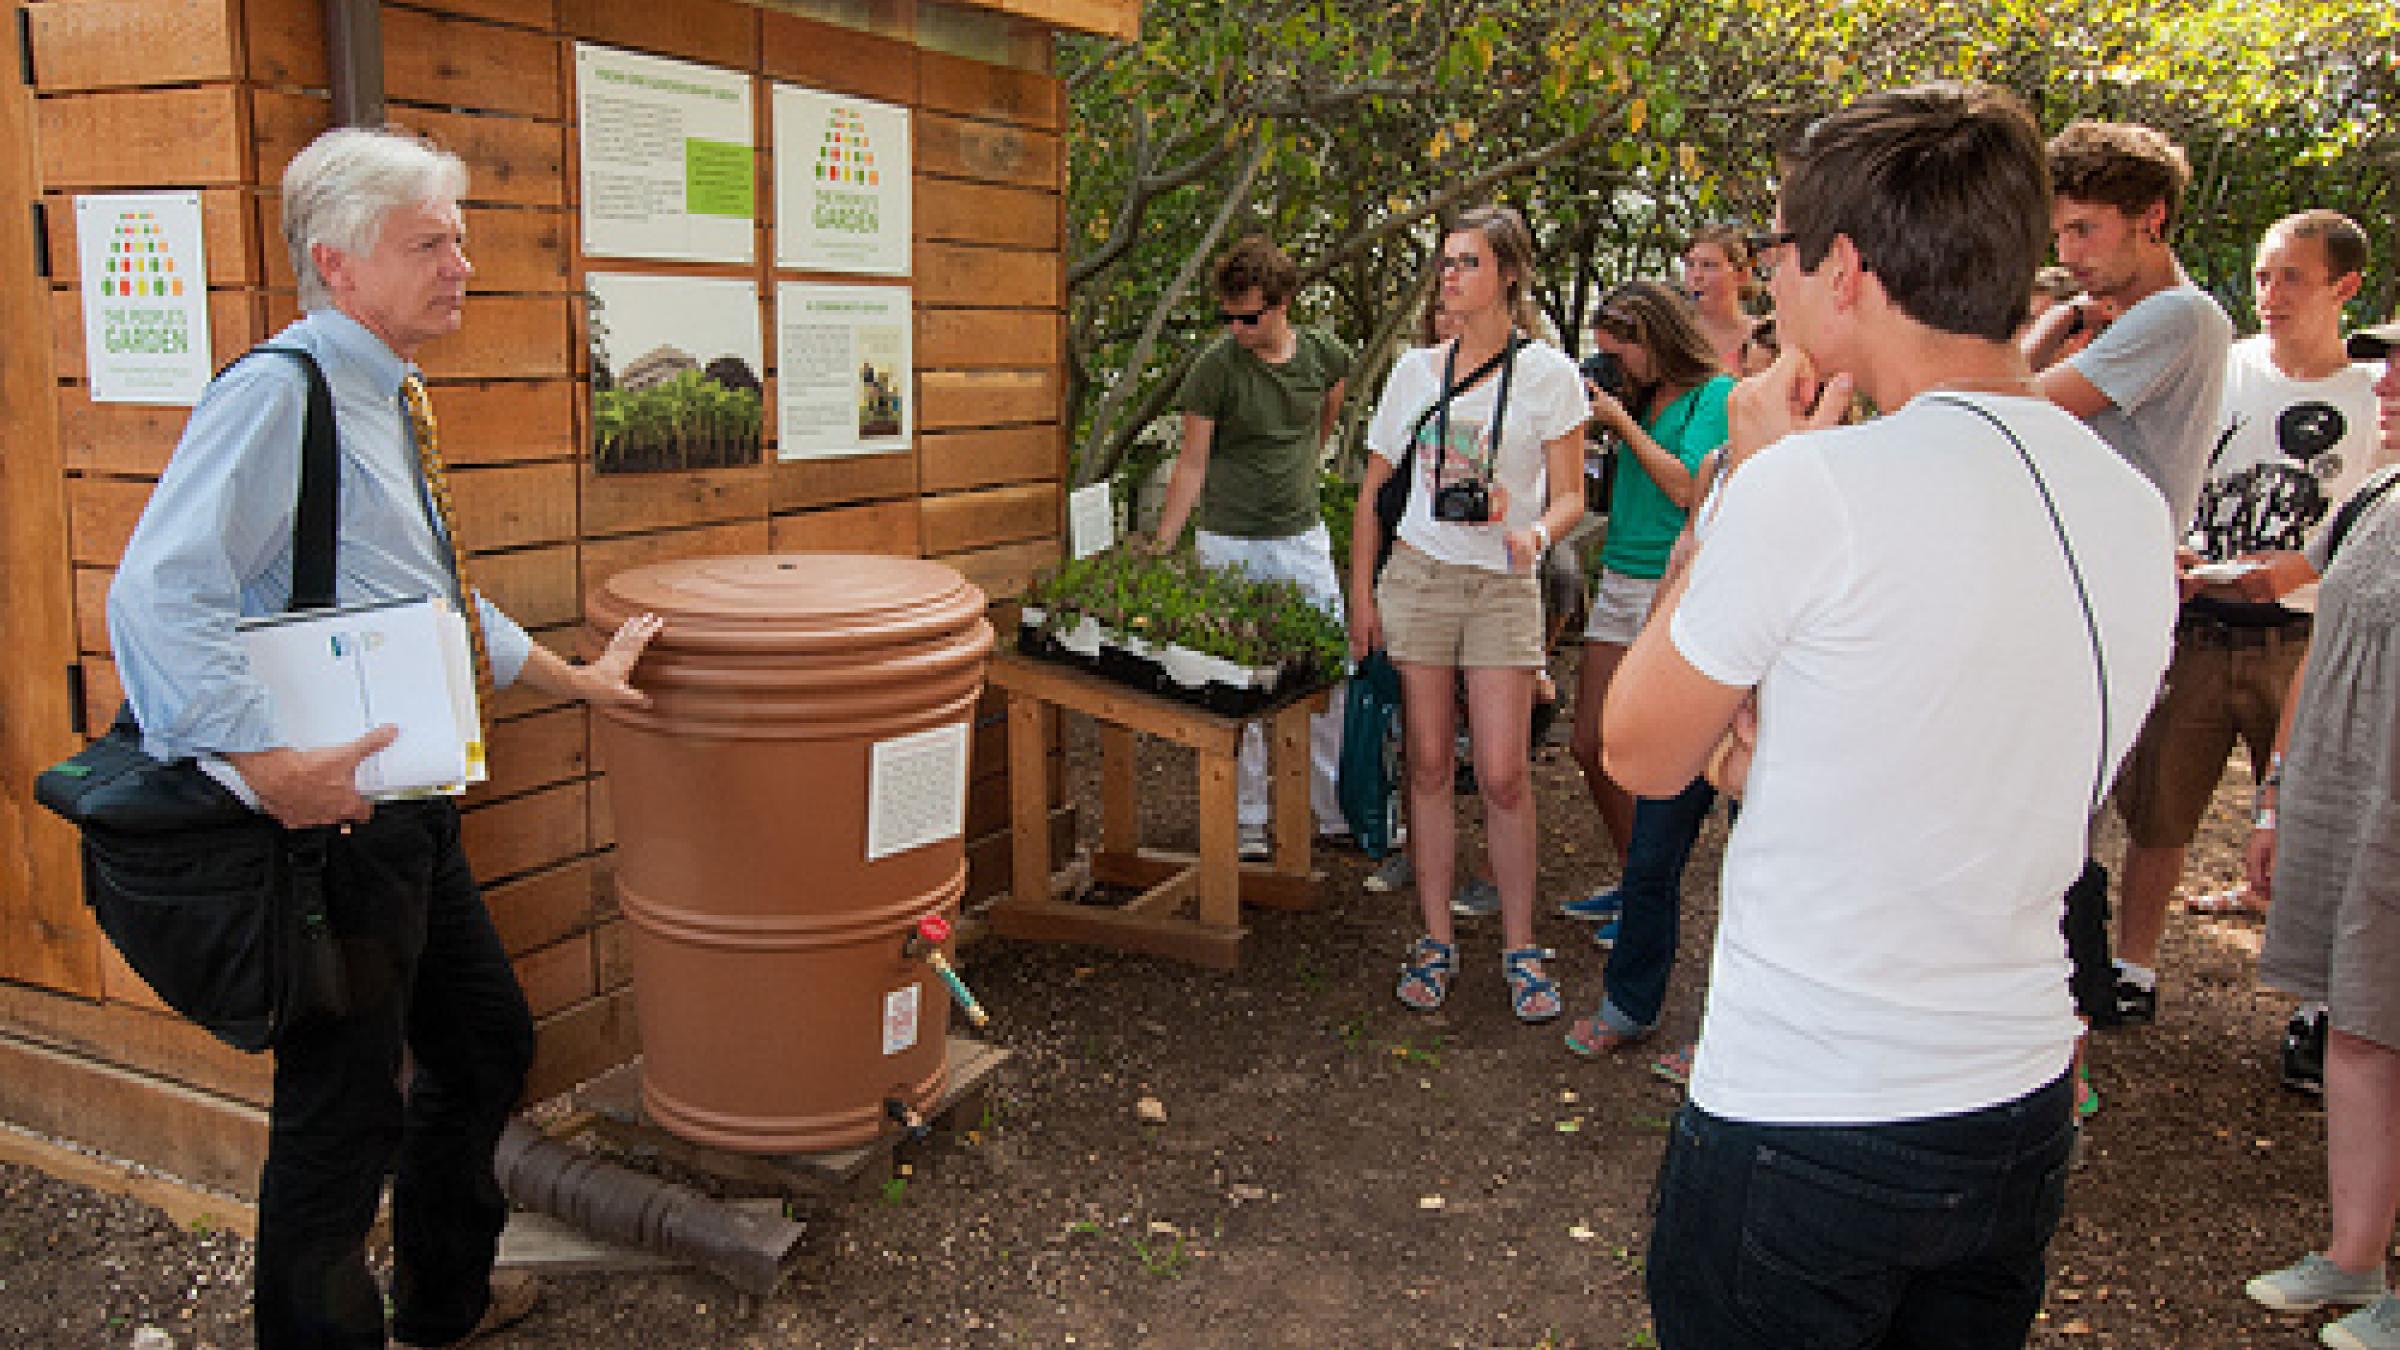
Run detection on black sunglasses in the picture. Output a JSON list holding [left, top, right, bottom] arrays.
[[1744, 230, 1797, 256], [1219, 307, 1268, 327]]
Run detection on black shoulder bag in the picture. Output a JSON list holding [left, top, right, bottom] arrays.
[[1372, 336, 1521, 577], [34, 346, 351, 1052], [2323, 465, 2400, 568]]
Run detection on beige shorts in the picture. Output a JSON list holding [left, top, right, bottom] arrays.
[[1581, 566, 1664, 645], [1375, 542, 1544, 668], [2116, 620, 2308, 849]]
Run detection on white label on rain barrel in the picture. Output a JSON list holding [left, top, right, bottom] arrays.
[[882, 983, 921, 1056], [866, 721, 969, 861]]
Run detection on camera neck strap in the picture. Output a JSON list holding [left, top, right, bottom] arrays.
[[1433, 331, 1522, 492]]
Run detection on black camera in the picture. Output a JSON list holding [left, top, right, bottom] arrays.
[[1580, 349, 1632, 403], [1431, 479, 1492, 523]]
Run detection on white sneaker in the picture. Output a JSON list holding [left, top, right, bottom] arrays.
[[2247, 1253, 2386, 1312], [2325, 1294, 2400, 1350], [1362, 851, 1412, 894]]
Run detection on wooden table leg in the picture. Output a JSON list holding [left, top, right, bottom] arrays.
[[1100, 725, 1138, 858], [1269, 700, 1313, 875], [1195, 748, 1240, 934], [1006, 693, 1052, 907]]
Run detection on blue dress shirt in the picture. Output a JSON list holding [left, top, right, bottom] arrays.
[[108, 308, 533, 763]]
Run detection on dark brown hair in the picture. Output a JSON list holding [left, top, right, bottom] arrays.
[[1779, 81, 2051, 341], [2047, 119, 2192, 233], [1595, 278, 1725, 400], [2268, 209, 2370, 282], [1215, 235, 1299, 307]]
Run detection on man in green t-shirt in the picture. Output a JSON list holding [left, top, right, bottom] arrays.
[[1148, 236, 1353, 858]]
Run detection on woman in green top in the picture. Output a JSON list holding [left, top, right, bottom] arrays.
[[1564, 280, 1733, 897]]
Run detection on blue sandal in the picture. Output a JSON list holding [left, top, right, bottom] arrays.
[[1396, 936, 1456, 1011], [1502, 946, 1562, 1024]]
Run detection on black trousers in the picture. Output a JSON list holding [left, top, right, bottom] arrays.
[[253, 799, 533, 1349]]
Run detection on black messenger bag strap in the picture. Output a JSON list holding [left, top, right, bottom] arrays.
[[242, 345, 340, 612]]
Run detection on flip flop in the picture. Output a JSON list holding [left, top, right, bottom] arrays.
[[1564, 1014, 1646, 1058], [2184, 887, 2268, 918], [1650, 1043, 1695, 1088]]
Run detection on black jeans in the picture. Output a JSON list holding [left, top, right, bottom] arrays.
[[1646, 1071, 2076, 1350], [253, 800, 534, 1349]]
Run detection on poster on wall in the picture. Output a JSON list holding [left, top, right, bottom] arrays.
[[576, 43, 755, 264], [773, 85, 911, 276], [776, 283, 912, 460], [75, 191, 212, 405], [586, 272, 764, 475]]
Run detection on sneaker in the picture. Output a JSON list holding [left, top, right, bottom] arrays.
[[2324, 1294, 2400, 1350], [1591, 917, 1622, 949], [1559, 887, 1624, 922], [1450, 877, 1500, 917], [2284, 1007, 2329, 1097], [2110, 977, 2156, 1026], [1362, 851, 1413, 894], [2245, 1253, 2386, 1313], [1238, 823, 1270, 862]]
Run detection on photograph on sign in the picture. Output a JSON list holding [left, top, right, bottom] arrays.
[[76, 191, 212, 405], [586, 272, 764, 475], [576, 43, 755, 264], [776, 282, 912, 460], [774, 84, 911, 276]]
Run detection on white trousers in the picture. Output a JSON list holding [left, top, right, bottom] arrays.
[[1194, 524, 1348, 831]]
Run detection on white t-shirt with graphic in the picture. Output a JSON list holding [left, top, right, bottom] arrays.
[[2190, 335, 2384, 613], [1365, 338, 1590, 573]]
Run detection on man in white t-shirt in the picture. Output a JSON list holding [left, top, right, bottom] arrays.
[[1608, 82, 2176, 1348], [2118, 212, 2380, 974]]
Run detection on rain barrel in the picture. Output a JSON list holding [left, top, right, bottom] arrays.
[[586, 553, 993, 1153]]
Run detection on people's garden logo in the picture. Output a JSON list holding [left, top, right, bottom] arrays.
[[812, 106, 881, 236], [99, 209, 191, 355]]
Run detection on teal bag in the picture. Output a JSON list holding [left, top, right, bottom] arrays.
[[1337, 650, 1404, 858]]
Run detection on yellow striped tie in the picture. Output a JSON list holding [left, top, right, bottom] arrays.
[[399, 372, 494, 761]]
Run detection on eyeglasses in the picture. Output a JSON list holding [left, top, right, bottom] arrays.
[[1746, 230, 1798, 279], [1438, 253, 1485, 273], [1219, 307, 1268, 327]]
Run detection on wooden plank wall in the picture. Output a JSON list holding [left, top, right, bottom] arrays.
[[12, 0, 1069, 1159]]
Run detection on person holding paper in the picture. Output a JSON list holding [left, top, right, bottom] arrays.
[[107, 127, 660, 1350]]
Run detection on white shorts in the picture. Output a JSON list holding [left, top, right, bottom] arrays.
[[1580, 567, 1662, 645]]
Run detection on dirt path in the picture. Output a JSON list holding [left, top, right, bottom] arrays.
[[0, 699, 2339, 1349]]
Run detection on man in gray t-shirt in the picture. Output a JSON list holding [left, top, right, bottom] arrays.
[[2024, 119, 2233, 1030]]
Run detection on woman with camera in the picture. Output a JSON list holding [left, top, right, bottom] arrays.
[[1559, 280, 1735, 1057], [1347, 205, 1589, 1021]]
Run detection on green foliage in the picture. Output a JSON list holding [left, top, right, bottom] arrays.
[[1025, 548, 1348, 683], [592, 370, 764, 473]]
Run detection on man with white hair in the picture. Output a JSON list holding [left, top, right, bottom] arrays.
[[109, 127, 659, 1349]]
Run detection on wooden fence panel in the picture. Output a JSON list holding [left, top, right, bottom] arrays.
[[27, 0, 237, 91], [759, 11, 916, 105], [920, 423, 1062, 492], [915, 112, 1057, 189], [920, 480, 1056, 554], [38, 87, 247, 186], [919, 368, 1058, 429]]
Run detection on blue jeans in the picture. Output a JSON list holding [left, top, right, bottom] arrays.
[[1646, 1071, 2076, 1350], [254, 800, 534, 1349], [1596, 777, 1716, 1034]]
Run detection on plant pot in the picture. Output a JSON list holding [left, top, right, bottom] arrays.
[[1160, 643, 1213, 691], [1096, 639, 1167, 695], [1056, 614, 1104, 664]]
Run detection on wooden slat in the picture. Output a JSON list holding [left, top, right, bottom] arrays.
[[27, 0, 237, 91], [429, 380, 579, 464], [51, 286, 257, 383], [916, 112, 1058, 190], [403, 0, 560, 29], [579, 520, 770, 596], [253, 95, 568, 209], [581, 465, 771, 539], [919, 368, 1059, 429], [915, 242, 1059, 309], [525, 986, 639, 1104], [468, 705, 589, 804], [454, 462, 580, 552], [471, 542, 581, 629], [460, 781, 590, 883], [486, 856, 603, 957], [917, 307, 1059, 368], [921, 424, 1061, 491], [0, 985, 272, 1106], [260, 204, 568, 294], [80, 656, 125, 732], [385, 7, 564, 119], [593, 914, 632, 991], [44, 188, 253, 288], [38, 87, 247, 187], [559, 0, 758, 70], [66, 476, 153, 566], [55, 386, 193, 477], [770, 450, 918, 511], [766, 498, 919, 555], [759, 11, 916, 105], [918, 49, 1062, 131], [72, 565, 110, 654], [244, 0, 324, 85], [0, 1119, 256, 1238], [514, 931, 595, 1019], [915, 178, 1056, 250], [937, 536, 1059, 604], [423, 296, 573, 378], [587, 770, 611, 850], [978, 0, 1138, 41], [920, 480, 1057, 553], [0, 1033, 268, 1200]]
